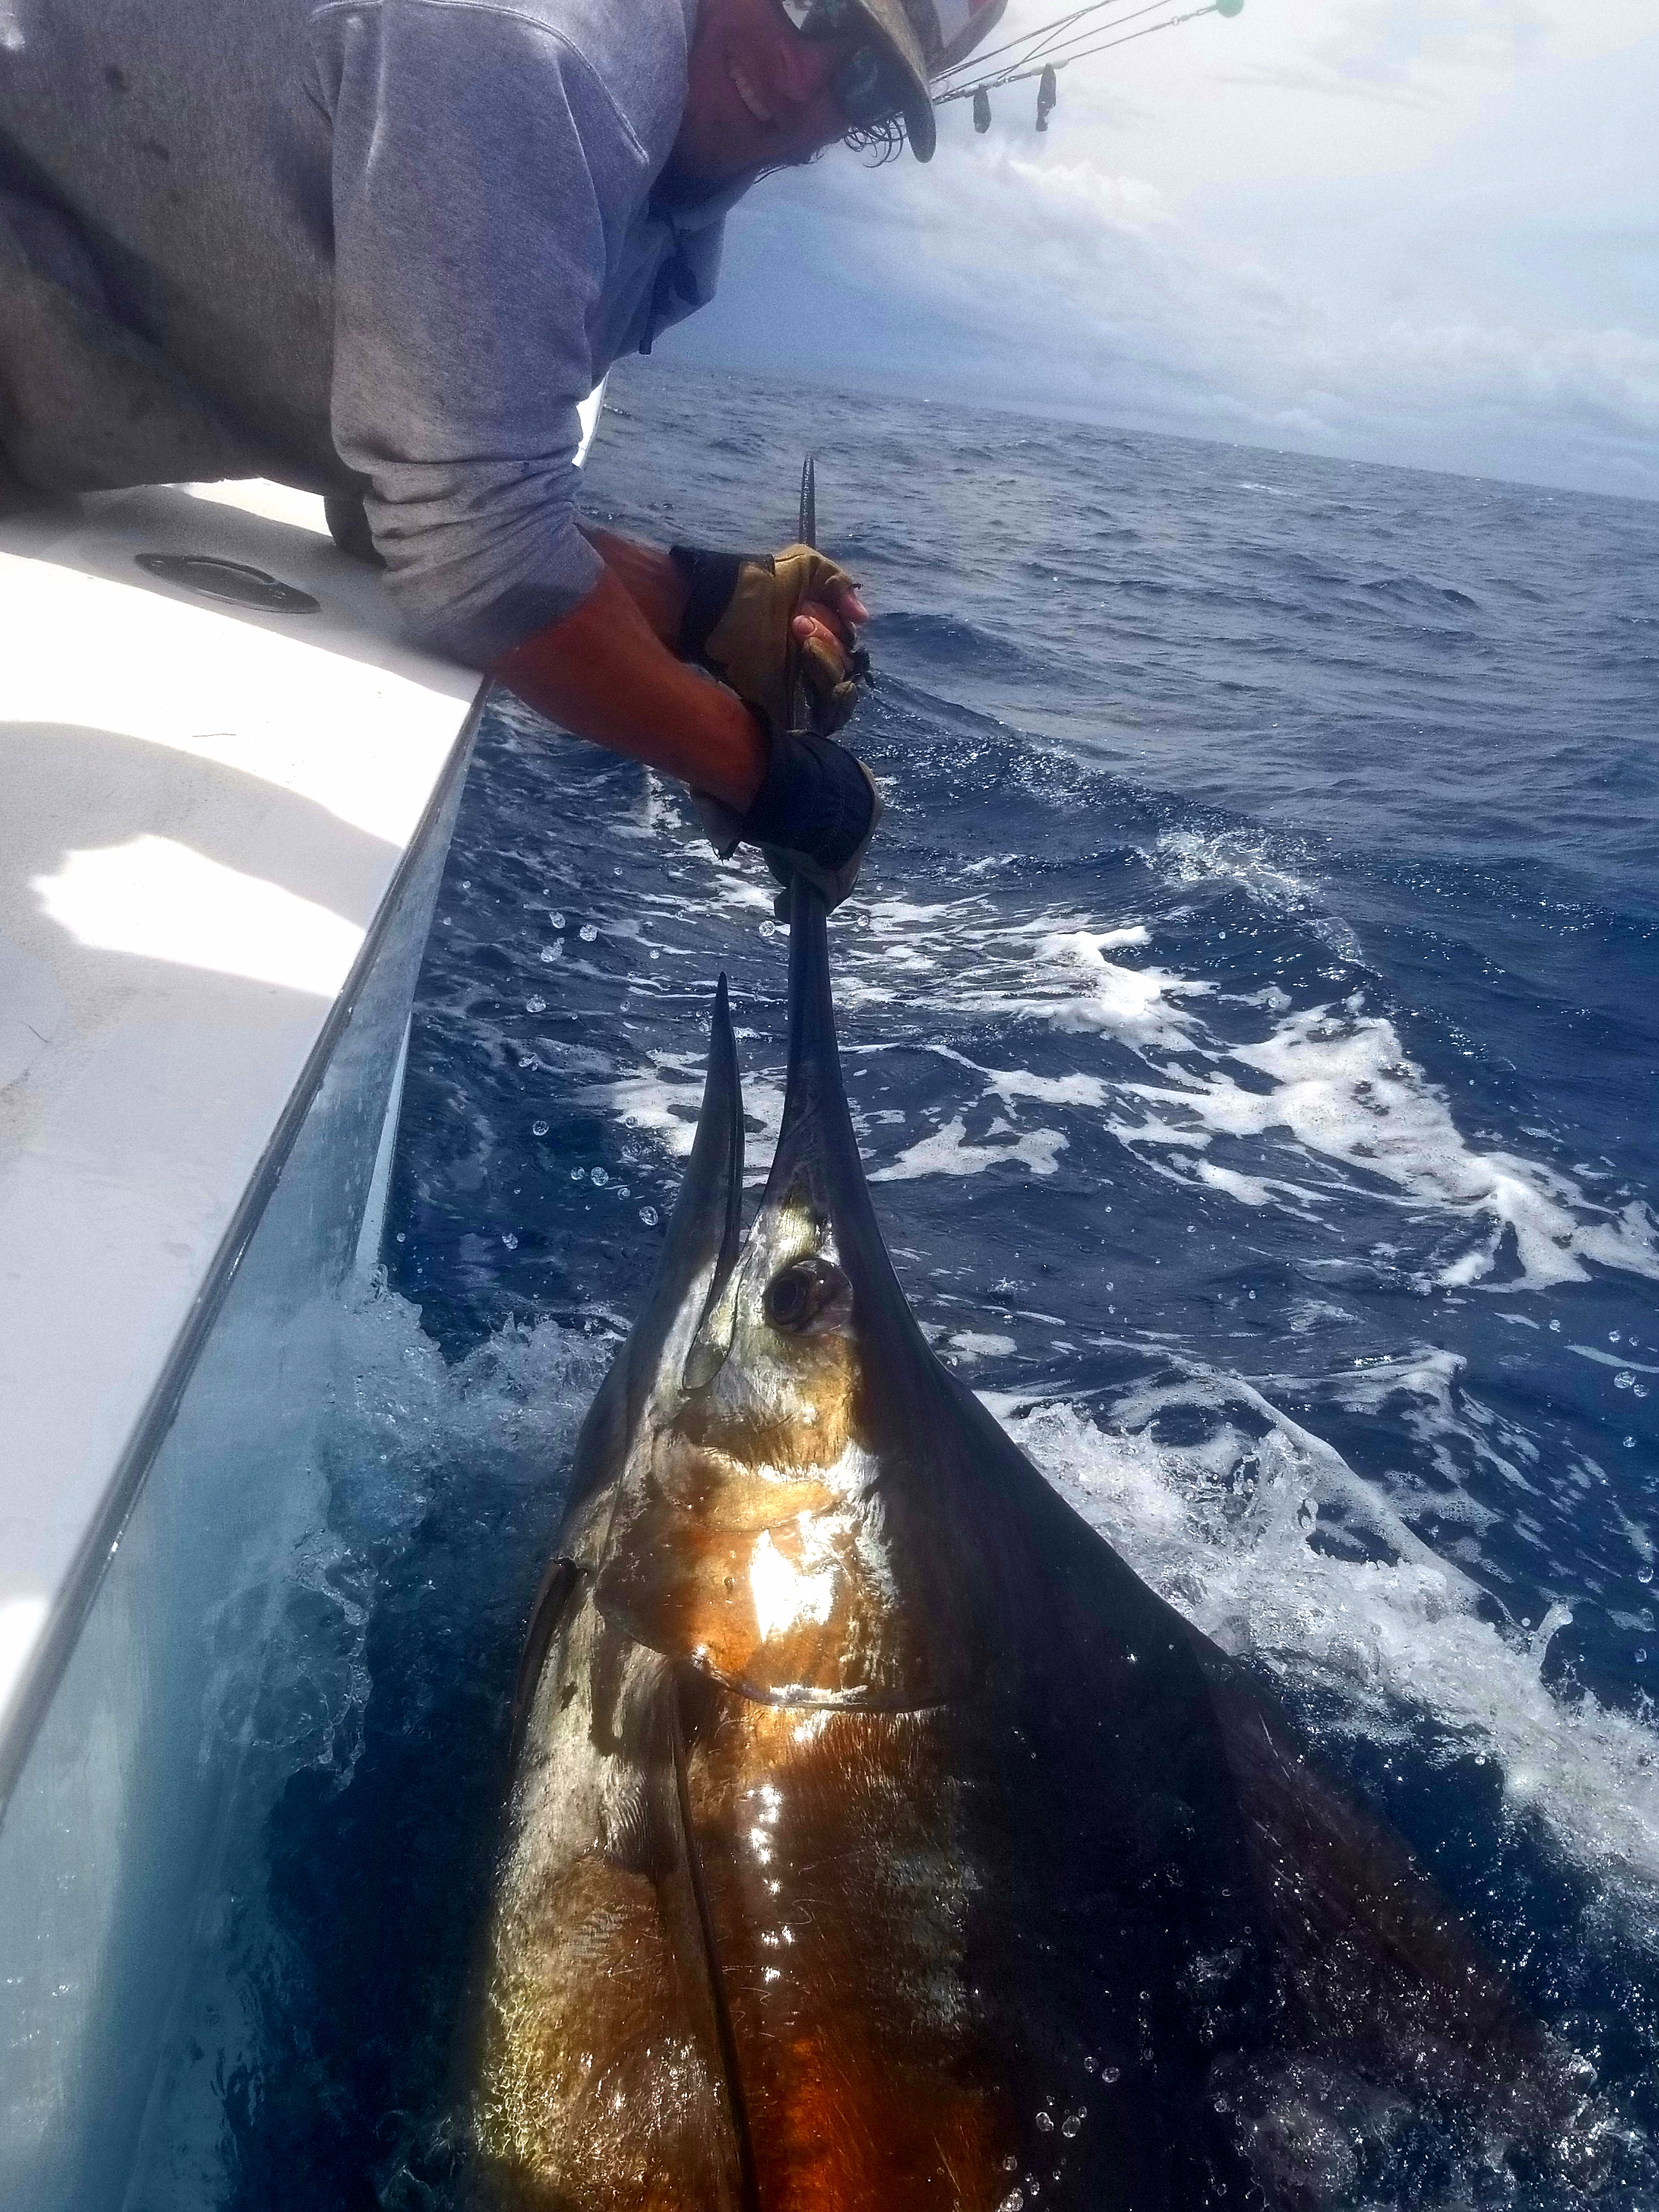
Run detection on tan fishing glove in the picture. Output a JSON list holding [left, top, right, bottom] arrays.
[[669, 540, 880, 909], [669, 541, 868, 737]]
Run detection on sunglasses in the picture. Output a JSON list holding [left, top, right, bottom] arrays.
[[774, 0, 914, 127]]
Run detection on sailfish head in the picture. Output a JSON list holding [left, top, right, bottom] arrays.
[[576, 887, 1012, 1711]]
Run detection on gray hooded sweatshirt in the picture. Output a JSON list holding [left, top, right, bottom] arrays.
[[0, 0, 740, 662]]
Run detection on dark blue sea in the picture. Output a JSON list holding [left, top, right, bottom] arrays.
[[133, 359, 1659, 2208]]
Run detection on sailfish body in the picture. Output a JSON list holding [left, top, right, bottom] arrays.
[[473, 892, 1598, 2211]]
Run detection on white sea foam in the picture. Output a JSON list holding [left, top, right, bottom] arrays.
[[856, 871, 1658, 1291], [984, 1067, 1110, 1110], [1110, 1004, 1659, 1290], [1195, 1159, 1323, 1214], [881, 968, 1659, 1287], [872, 1114, 1067, 1182], [1571, 1344, 1659, 1377], [1155, 827, 1361, 958], [956, 925, 1215, 1053], [949, 1331, 1020, 1362], [995, 1385, 1659, 1941]]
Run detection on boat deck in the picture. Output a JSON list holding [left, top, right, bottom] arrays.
[[0, 476, 480, 1767]]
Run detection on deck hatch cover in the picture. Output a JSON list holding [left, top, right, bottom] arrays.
[[135, 553, 320, 614]]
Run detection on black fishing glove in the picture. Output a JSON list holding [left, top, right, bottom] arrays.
[[693, 727, 884, 911], [670, 541, 870, 738]]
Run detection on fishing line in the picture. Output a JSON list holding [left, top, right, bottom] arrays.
[[933, 0, 1141, 83], [984, 0, 1187, 79], [933, 0, 1241, 115], [935, 0, 1234, 105]]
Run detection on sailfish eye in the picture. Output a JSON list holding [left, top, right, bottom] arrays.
[[762, 1257, 849, 1334]]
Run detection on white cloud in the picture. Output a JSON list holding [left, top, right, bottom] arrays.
[[671, 0, 1659, 495]]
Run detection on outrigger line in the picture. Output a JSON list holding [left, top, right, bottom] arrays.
[[938, 0, 1243, 134]]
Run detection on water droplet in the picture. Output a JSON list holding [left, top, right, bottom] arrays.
[[1549, 1317, 1561, 1331], [996, 2193, 1023, 2212], [571, 1167, 586, 1182], [1637, 1648, 1648, 1664], [1061, 2114, 1082, 2140], [394, 1231, 406, 1244], [517, 1055, 535, 1069], [1639, 1565, 1654, 1585], [1625, 1436, 1638, 1450], [549, 911, 565, 929], [1035, 2110, 1054, 2133], [539, 943, 561, 963], [760, 919, 778, 938], [1247, 1290, 1256, 1301], [1636, 1384, 1650, 1400], [1099, 2066, 1121, 2084], [1616, 1372, 1636, 1391], [501, 1232, 518, 1250], [615, 1185, 631, 1199], [459, 879, 470, 891], [532, 1120, 549, 1137], [1082, 2057, 1095, 2074], [579, 922, 598, 942], [591, 1167, 609, 1187], [639, 1206, 659, 1227], [624, 1113, 639, 1128], [526, 994, 547, 1014]]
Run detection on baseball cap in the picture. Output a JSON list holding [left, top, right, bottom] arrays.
[[851, 0, 1008, 160]]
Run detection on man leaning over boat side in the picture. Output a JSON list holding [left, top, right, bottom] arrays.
[[0, 0, 1004, 901]]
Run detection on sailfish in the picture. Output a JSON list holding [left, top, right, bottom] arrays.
[[470, 885, 1604, 2210]]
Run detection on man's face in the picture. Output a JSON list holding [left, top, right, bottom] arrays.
[[672, 0, 864, 184]]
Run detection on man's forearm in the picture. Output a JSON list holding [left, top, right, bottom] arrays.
[[580, 527, 687, 647], [493, 564, 767, 811]]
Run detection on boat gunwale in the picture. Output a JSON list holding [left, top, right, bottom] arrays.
[[0, 678, 488, 1828]]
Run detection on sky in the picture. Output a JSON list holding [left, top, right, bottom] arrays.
[[661, 0, 1659, 498]]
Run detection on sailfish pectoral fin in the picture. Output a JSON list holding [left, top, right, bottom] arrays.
[[558, 977, 746, 1551], [630, 971, 745, 1381], [677, 973, 745, 1313]]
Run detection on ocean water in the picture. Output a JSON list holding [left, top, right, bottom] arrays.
[[135, 359, 1659, 2208]]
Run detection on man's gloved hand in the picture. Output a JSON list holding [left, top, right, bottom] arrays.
[[670, 541, 870, 738], [692, 727, 884, 911]]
